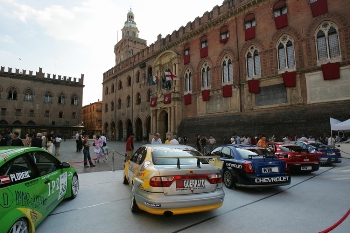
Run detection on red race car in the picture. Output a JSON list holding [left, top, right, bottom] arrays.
[[267, 142, 320, 173]]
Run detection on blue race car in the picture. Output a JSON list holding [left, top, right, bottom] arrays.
[[294, 141, 342, 164], [210, 145, 290, 189]]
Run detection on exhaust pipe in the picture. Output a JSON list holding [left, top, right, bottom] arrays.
[[163, 211, 173, 217]]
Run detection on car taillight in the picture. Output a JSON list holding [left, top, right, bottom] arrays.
[[243, 162, 254, 173], [207, 173, 222, 184], [150, 176, 174, 187]]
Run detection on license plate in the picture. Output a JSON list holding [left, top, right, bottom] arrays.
[[262, 167, 279, 173], [331, 158, 335, 161], [328, 153, 335, 155], [304, 159, 309, 162], [182, 179, 205, 188], [301, 166, 312, 170]]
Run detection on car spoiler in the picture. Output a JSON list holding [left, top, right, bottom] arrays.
[[156, 156, 220, 169]]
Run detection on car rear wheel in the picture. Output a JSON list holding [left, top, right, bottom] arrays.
[[224, 169, 234, 189], [9, 218, 28, 233], [130, 185, 140, 213], [70, 174, 79, 199], [123, 174, 128, 185]]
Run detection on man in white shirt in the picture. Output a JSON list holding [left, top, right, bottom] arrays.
[[169, 135, 179, 144], [151, 133, 162, 144], [101, 134, 107, 146], [54, 136, 62, 156], [75, 132, 80, 152], [328, 135, 335, 145], [208, 135, 216, 152]]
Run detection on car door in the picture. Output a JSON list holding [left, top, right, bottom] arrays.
[[29, 151, 66, 216], [0, 153, 43, 228], [128, 147, 147, 184]]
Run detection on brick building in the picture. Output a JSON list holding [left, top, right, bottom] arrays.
[[103, 0, 350, 143], [82, 101, 102, 137], [0, 66, 84, 139]]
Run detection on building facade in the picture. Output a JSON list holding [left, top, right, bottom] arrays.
[[103, 0, 350, 143], [0, 66, 84, 138], [82, 101, 102, 137]]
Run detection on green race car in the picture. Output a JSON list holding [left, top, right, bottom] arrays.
[[0, 147, 79, 233]]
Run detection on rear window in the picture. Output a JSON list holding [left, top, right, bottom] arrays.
[[237, 148, 273, 159], [152, 148, 202, 165], [280, 146, 307, 153]]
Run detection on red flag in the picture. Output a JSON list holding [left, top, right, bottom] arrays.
[[164, 93, 171, 104], [164, 71, 178, 81], [0, 175, 11, 185], [150, 97, 157, 107]]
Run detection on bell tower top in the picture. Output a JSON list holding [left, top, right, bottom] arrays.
[[122, 8, 139, 38]]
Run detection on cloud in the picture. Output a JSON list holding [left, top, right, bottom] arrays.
[[3, 0, 120, 46], [1, 35, 15, 43]]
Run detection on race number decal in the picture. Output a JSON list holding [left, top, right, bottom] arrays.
[[58, 172, 67, 200]]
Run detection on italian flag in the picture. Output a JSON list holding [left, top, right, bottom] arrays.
[[149, 76, 159, 85]]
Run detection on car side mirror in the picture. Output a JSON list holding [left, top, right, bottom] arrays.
[[61, 162, 71, 168]]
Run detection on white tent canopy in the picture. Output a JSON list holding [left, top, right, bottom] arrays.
[[331, 119, 350, 131], [330, 117, 341, 126]]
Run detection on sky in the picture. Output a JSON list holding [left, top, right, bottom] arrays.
[[0, 0, 224, 106]]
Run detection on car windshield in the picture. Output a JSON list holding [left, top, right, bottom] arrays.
[[237, 148, 273, 159], [152, 148, 201, 165], [280, 146, 308, 153]]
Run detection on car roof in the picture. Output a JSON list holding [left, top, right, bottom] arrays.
[[219, 144, 267, 150], [143, 144, 196, 149], [0, 147, 47, 164]]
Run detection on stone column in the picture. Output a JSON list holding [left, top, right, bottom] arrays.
[[167, 107, 171, 134], [171, 106, 175, 133]]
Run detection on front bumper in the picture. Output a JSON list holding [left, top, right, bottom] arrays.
[[135, 188, 225, 215]]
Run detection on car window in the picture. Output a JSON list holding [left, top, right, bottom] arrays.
[[29, 151, 60, 176], [152, 148, 200, 165], [237, 148, 268, 159], [0, 154, 37, 187], [131, 147, 147, 165], [222, 147, 233, 158], [211, 147, 222, 156]]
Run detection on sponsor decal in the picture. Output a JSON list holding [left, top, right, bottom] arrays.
[[144, 202, 161, 207], [0, 188, 14, 208], [30, 210, 39, 223], [140, 161, 151, 172], [25, 179, 38, 187], [15, 191, 48, 209], [10, 171, 30, 182], [225, 163, 242, 169], [58, 172, 67, 200], [255, 176, 289, 183], [47, 172, 67, 200], [0, 175, 11, 185]]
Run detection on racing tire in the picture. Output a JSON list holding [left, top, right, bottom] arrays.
[[131, 186, 141, 213], [69, 173, 79, 199], [123, 174, 129, 185], [223, 169, 237, 189], [9, 218, 28, 233]]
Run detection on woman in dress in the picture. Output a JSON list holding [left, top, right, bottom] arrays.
[[93, 134, 104, 163]]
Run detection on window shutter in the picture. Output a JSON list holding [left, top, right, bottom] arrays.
[[278, 45, 286, 70], [254, 52, 261, 75], [228, 61, 233, 81], [287, 43, 295, 68]]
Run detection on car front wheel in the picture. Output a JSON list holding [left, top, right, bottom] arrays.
[[9, 218, 28, 233], [70, 174, 79, 199]]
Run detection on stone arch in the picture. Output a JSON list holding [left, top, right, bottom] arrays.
[[117, 120, 123, 140], [22, 87, 35, 95], [13, 120, 22, 125], [6, 85, 19, 93], [269, 26, 302, 49], [26, 120, 36, 125], [306, 12, 348, 38], [215, 48, 237, 65], [126, 119, 133, 138]]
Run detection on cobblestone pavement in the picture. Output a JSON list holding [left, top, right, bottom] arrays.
[[55, 139, 145, 174]]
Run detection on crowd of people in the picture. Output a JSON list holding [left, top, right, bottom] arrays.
[[0, 131, 63, 155]]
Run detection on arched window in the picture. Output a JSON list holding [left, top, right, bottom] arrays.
[[222, 55, 233, 83], [72, 112, 77, 119], [277, 35, 296, 71], [273, 0, 287, 17], [44, 91, 52, 103], [184, 43, 190, 55], [315, 21, 341, 64], [44, 110, 50, 117], [58, 111, 64, 118], [105, 87, 108, 95], [136, 72, 140, 83], [127, 76, 131, 86], [246, 46, 261, 77], [201, 63, 211, 89], [136, 93, 141, 105], [111, 101, 114, 111], [200, 35, 208, 48], [220, 25, 229, 40], [71, 94, 78, 105], [24, 88, 33, 101], [111, 84, 115, 93], [58, 92, 65, 104], [118, 80, 123, 90], [147, 89, 151, 102], [184, 69, 192, 93], [118, 99, 121, 109], [105, 103, 108, 113], [245, 13, 256, 29], [8, 87, 17, 100], [127, 96, 131, 107]]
